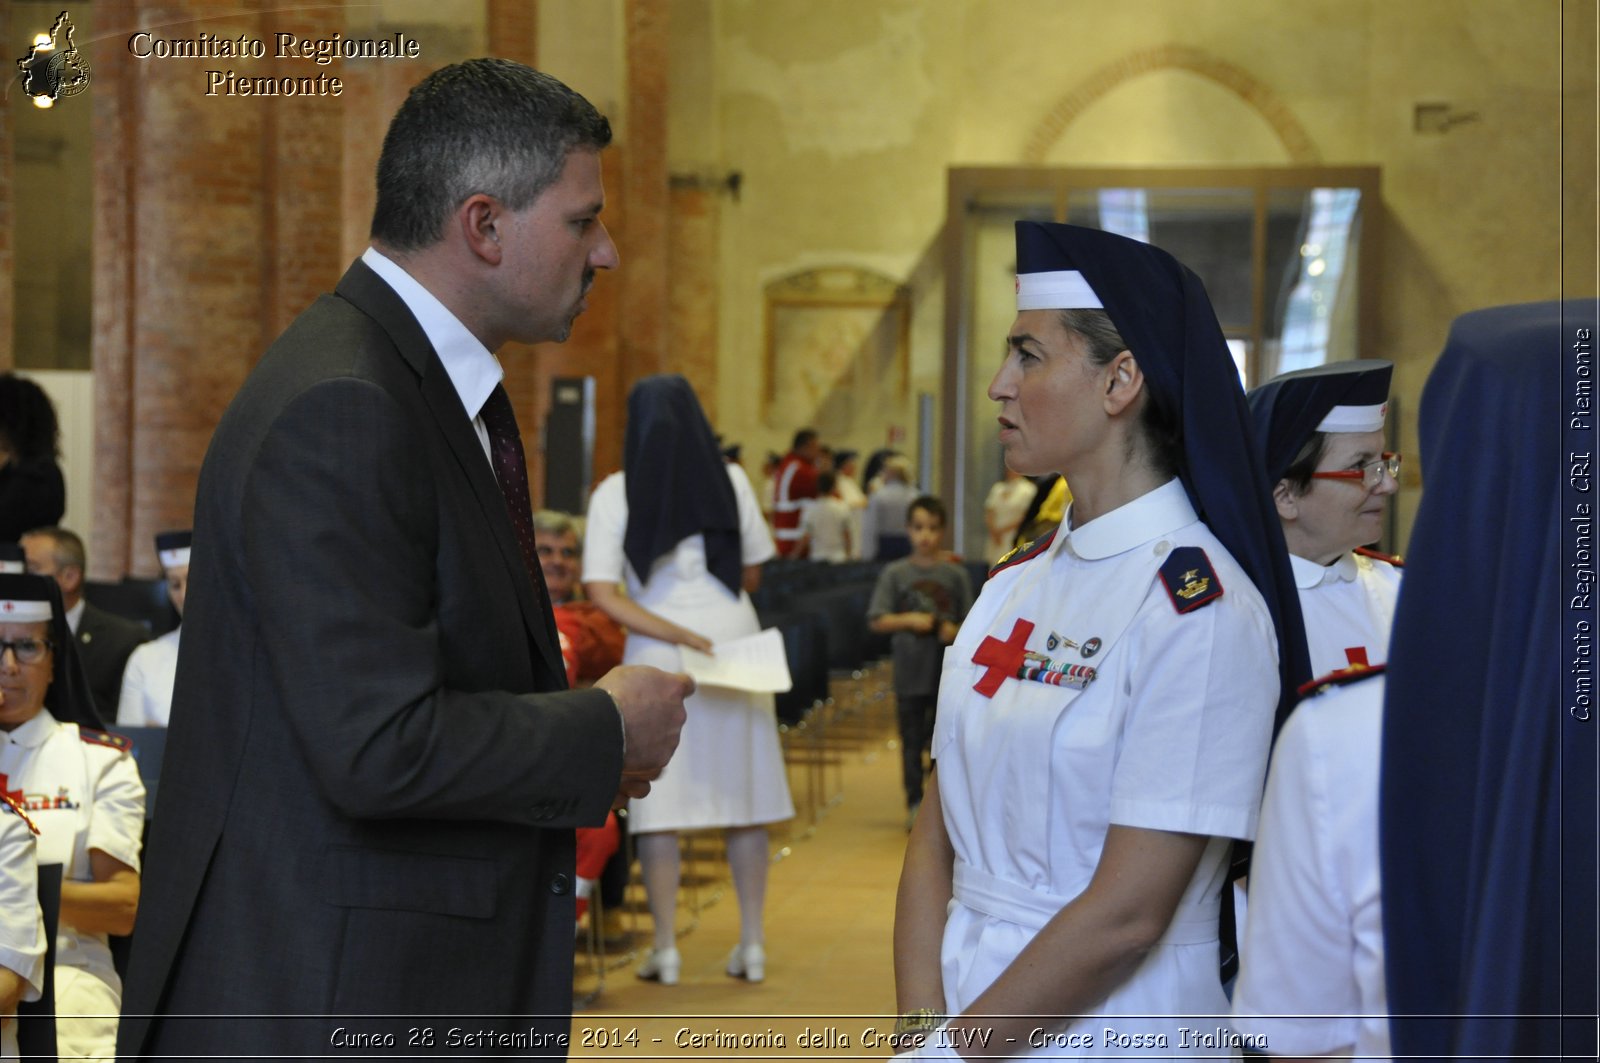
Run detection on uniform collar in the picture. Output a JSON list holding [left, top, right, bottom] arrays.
[[1056, 478, 1198, 561], [1290, 550, 1359, 588], [3, 709, 60, 751], [66, 597, 85, 634], [361, 246, 503, 422]]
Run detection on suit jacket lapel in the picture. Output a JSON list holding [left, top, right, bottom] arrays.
[[333, 260, 565, 681]]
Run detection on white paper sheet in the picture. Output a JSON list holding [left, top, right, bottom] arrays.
[[678, 627, 793, 693]]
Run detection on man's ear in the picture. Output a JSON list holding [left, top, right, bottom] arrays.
[[459, 194, 502, 264], [1102, 350, 1145, 417], [59, 564, 84, 597], [1272, 479, 1299, 522]]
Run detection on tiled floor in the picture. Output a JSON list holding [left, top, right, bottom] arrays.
[[573, 688, 913, 1059]]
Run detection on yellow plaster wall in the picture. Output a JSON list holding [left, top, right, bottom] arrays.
[[685, 0, 1592, 549], [708, 0, 967, 478]]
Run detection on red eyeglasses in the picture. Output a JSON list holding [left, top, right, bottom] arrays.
[[1311, 452, 1401, 490]]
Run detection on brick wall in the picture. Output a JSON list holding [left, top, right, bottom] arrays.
[[94, 1, 347, 576]]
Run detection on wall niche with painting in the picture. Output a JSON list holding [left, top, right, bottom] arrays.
[[763, 266, 911, 455]]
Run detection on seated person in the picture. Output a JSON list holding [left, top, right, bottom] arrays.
[[20, 527, 148, 724], [0, 573, 144, 1061], [533, 511, 624, 686], [116, 530, 191, 727], [534, 510, 629, 945], [0, 794, 46, 1063]]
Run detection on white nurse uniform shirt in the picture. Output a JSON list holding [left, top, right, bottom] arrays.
[[931, 479, 1279, 1057]]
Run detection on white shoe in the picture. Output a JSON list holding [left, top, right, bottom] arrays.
[[637, 946, 680, 985], [726, 943, 765, 983]]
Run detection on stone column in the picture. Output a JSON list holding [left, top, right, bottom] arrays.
[[619, 0, 670, 388]]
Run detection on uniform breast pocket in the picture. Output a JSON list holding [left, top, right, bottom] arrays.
[[1046, 677, 1112, 751]]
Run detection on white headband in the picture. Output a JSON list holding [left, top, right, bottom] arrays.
[[159, 547, 192, 570], [1317, 401, 1388, 434], [1016, 270, 1104, 311], [0, 599, 52, 622]]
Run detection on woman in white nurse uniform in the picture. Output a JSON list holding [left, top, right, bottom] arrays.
[[1247, 361, 1403, 677], [584, 375, 793, 987], [116, 529, 191, 728], [0, 574, 144, 1063], [892, 223, 1306, 1059], [0, 793, 46, 1063]]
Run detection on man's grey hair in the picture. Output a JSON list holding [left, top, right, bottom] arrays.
[[22, 526, 85, 571], [533, 509, 583, 545], [370, 59, 613, 252]]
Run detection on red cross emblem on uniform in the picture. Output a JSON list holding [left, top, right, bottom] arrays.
[[972, 618, 1035, 698]]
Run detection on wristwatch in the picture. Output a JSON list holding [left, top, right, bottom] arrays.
[[894, 1008, 946, 1036]]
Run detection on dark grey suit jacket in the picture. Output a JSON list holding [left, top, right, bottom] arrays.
[[118, 260, 623, 1058], [75, 601, 149, 723]]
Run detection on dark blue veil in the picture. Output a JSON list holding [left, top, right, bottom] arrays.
[[622, 374, 743, 596], [1016, 222, 1311, 724], [1381, 300, 1598, 1058]]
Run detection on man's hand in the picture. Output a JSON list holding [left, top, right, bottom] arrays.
[[595, 665, 692, 778], [614, 772, 654, 806]]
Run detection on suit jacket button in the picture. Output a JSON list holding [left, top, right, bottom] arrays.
[[550, 873, 571, 895]]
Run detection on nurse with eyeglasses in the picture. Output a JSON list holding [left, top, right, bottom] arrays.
[[1248, 360, 1404, 678], [0, 572, 144, 1062]]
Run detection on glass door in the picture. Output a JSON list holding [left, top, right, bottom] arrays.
[[942, 167, 1378, 558]]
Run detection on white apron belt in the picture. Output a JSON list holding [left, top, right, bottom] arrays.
[[952, 860, 1218, 946]]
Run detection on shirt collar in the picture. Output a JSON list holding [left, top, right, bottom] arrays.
[[361, 247, 503, 421], [66, 598, 85, 634], [3, 708, 59, 751], [1055, 478, 1198, 561], [1290, 550, 1359, 588]]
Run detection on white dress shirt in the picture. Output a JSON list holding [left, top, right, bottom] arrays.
[[361, 247, 502, 469]]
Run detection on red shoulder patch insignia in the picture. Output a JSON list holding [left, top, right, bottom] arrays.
[[1158, 547, 1224, 613], [0, 793, 40, 835], [988, 528, 1056, 578], [1354, 546, 1403, 568], [79, 728, 132, 753], [1296, 662, 1387, 699]]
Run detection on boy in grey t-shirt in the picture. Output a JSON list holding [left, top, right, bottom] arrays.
[[867, 495, 974, 828]]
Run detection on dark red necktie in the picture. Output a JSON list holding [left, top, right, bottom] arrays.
[[480, 384, 542, 606]]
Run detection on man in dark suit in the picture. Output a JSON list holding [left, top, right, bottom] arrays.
[[118, 60, 690, 1058], [20, 526, 148, 722]]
